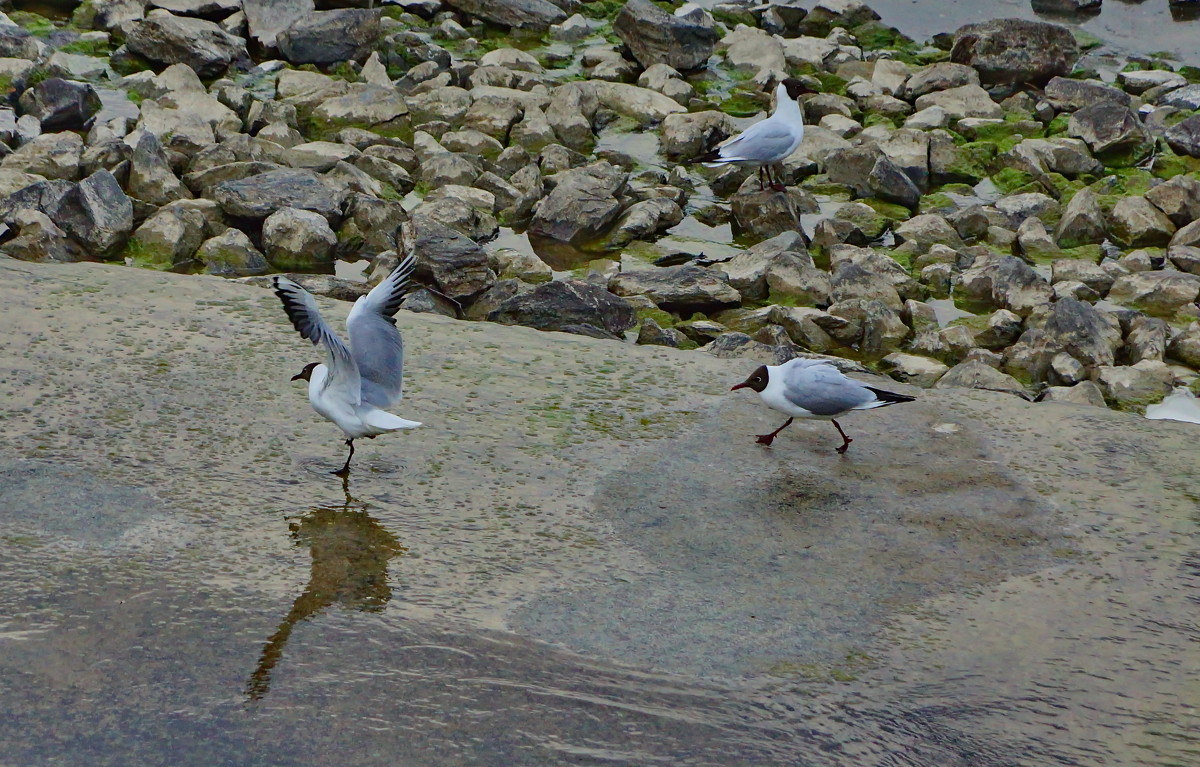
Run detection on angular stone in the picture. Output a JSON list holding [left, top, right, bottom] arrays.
[[609, 264, 741, 315], [1054, 187, 1106, 248], [212, 169, 348, 224], [730, 184, 817, 244], [879, 352, 949, 387], [1145, 175, 1200, 229], [489, 279, 636, 339], [277, 9, 380, 65], [123, 10, 248, 79], [528, 161, 626, 244], [129, 203, 207, 266], [261, 207, 336, 270], [445, 0, 567, 30], [399, 215, 496, 303], [1044, 77, 1129, 112], [1108, 271, 1200, 316], [913, 84, 1002, 120], [48, 170, 133, 259], [950, 17, 1078, 85], [18, 78, 101, 131], [955, 254, 1052, 317], [127, 132, 191, 207], [1091, 360, 1173, 409], [1067, 103, 1153, 166], [613, 0, 717, 72], [0, 209, 86, 263], [823, 146, 920, 209], [1108, 197, 1176, 248], [1164, 115, 1200, 159], [1, 132, 83, 181], [934, 359, 1028, 393], [1039, 381, 1107, 407]]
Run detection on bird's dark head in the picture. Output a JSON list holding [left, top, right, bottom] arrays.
[[780, 78, 814, 101], [291, 362, 320, 382], [731, 365, 770, 393]]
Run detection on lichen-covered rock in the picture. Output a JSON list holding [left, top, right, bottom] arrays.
[[609, 264, 741, 315], [879, 352, 949, 387], [399, 215, 496, 303], [730, 184, 817, 244], [196, 228, 270, 276], [1067, 103, 1153, 166], [212, 168, 348, 224], [950, 17, 1078, 85], [1108, 197, 1176, 248], [934, 358, 1028, 393], [488, 279, 636, 339], [613, 0, 717, 72], [1091, 360, 1173, 409], [128, 204, 207, 266], [445, 0, 567, 31], [528, 161, 626, 245], [261, 207, 336, 270], [1107, 271, 1200, 316], [1054, 187, 1106, 248], [123, 10, 248, 79], [48, 170, 132, 259], [18, 78, 101, 131]]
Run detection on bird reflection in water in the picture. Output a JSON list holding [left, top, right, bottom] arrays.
[[246, 475, 406, 700]]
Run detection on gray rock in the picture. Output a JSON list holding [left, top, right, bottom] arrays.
[[151, 0, 242, 16], [1039, 381, 1107, 407], [311, 85, 408, 133], [908, 325, 977, 365], [123, 10, 249, 79], [1050, 257, 1117, 295], [730, 184, 817, 243], [528, 161, 626, 244], [128, 204, 207, 266], [609, 264, 741, 315], [613, 0, 717, 72], [48, 170, 132, 258], [1168, 322, 1200, 368], [1158, 84, 1200, 110], [445, 0, 567, 30], [995, 192, 1060, 230], [1164, 115, 1200, 159], [212, 169, 348, 224], [1016, 216, 1060, 262], [240, 0, 312, 48], [827, 298, 909, 355], [0, 24, 39, 60], [660, 111, 733, 159], [636, 316, 687, 347], [1008, 137, 1103, 178], [399, 215, 496, 303], [1173, 219, 1200, 249], [262, 207, 336, 270], [955, 254, 1052, 317], [893, 214, 963, 253], [127, 132, 191, 207], [18, 78, 102, 131], [717, 231, 811, 302], [913, 84, 1002, 120], [974, 308, 1024, 350], [1054, 187, 1106, 248], [1067, 103, 1153, 166], [545, 84, 597, 151], [1038, 297, 1121, 367], [702, 332, 780, 363], [1107, 270, 1200, 316], [0, 209, 86, 263], [489, 279, 636, 339], [1125, 315, 1169, 364], [934, 358, 1028, 393], [638, 63, 694, 105], [1117, 69, 1187, 95], [879, 352, 949, 387], [1169, 245, 1200, 276], [950, 17, 1078, 85], [196, 227, 270, 276], [1108, 197, 1175, 248], [823, 146, 920, 210], [278, 10, 380, 65], [1043, 77, 1129, 112], [604, 198, 683, 249], [399, 286, 459, 317], [904, 62, 979, 99], [0, 179, 76, 225], [1091, 360, 1173, 409], [1, 131, 83, 180], [1145, 175, 1200, 228]]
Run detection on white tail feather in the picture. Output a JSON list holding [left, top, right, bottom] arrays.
[[361, 409, 422, 432]]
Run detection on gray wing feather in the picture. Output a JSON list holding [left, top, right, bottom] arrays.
[[718, 119, 802, 163], [782, 362, 874, 416], [274, 276, 361, 403], [347, 255, 417, 409]]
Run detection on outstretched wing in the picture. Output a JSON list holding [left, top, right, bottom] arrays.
[[347, 255, 417, 409], [274, 276, 361, 405]]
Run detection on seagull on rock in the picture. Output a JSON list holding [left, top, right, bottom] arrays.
[[688, 78, 812, 192], [275, 257, 422, 476], [731, 359, 914, 454]]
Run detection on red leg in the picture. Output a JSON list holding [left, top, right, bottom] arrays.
[[756, 417, 794, 447], [832, 419, 853, 454], [768, 165, 786, 193]]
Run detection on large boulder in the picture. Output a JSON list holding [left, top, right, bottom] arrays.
[[488, 280, 636, 339], [1108, 197, 1175, 248], [1054, 187, 1106, 248], [613, 0, 717, 72], [609, 264, 741, 315], [0, 209, 86, 263], [730, 184, 816, 244], [123, 10, 249, 79], [1036, 297, 1122, 368], [243, 0, 314, 49], [196, 228, 270, 276], [47, 170, 133, 259], [1164, 115, 1200, 159], [950, 18, 1078, 85], [128, 204, 207, 267], [126, 132, 191, 207], [1043, 77, 1129, 112], [527, 162, 626, 244], [262, 207, 336, 270], [823, 146, 920, 210], [955, 254, 1052, 317], [398, 216, 496, 303], [1107, 271, 1200, 316], [1067, 103, 1153, 166], [1145, 175, 1200, 229], [277, 10, 380, 65], [212, 169, 348, 224], [17, 78, 101, 131], [444, 0, 567, 30]]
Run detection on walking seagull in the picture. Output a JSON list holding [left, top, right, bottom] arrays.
[[274, 257, 422, 476], [731, 359, 914, 453], [688, 78, 811, 192]]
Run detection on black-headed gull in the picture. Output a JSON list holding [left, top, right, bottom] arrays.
[[689, 78, 811, 192], [275, 257, 422, 476], [731, 359, 914, 453]]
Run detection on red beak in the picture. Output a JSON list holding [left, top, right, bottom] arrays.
[[730, 383, 747, 391]]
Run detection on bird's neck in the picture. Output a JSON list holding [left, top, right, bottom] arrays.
[[774, 96, 803, 123]]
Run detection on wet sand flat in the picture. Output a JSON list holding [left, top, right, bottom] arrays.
[[0, 258, 1196, 765]]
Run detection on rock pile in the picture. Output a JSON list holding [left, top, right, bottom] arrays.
[[1, 1, 1200, 412]]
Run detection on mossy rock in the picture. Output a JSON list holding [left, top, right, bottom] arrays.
[[834, 204, 889, 238], [815, 72, 848, 97], [636, 306, 678, 328], [861, 198, 911, 222], [121, 237, 174, 270], [710, 5, 755, 25], [720, 91, 767, 118], [800, 176, 853, 198], [1151, 149, 1200, 180], [1179, 65, 1200, 84], [992, 166, 1036, 194], [59, 38, 112, 57], [862, 113, 896, 129], [8, 10, 56, 37], [851, 21, 916, 53], [1059, 244, 1104, 263], [1046, 113, 1071, 137], [918, 192, 957, 215]]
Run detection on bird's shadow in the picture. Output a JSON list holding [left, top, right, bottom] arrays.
[[245, 474, 407, 701]]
